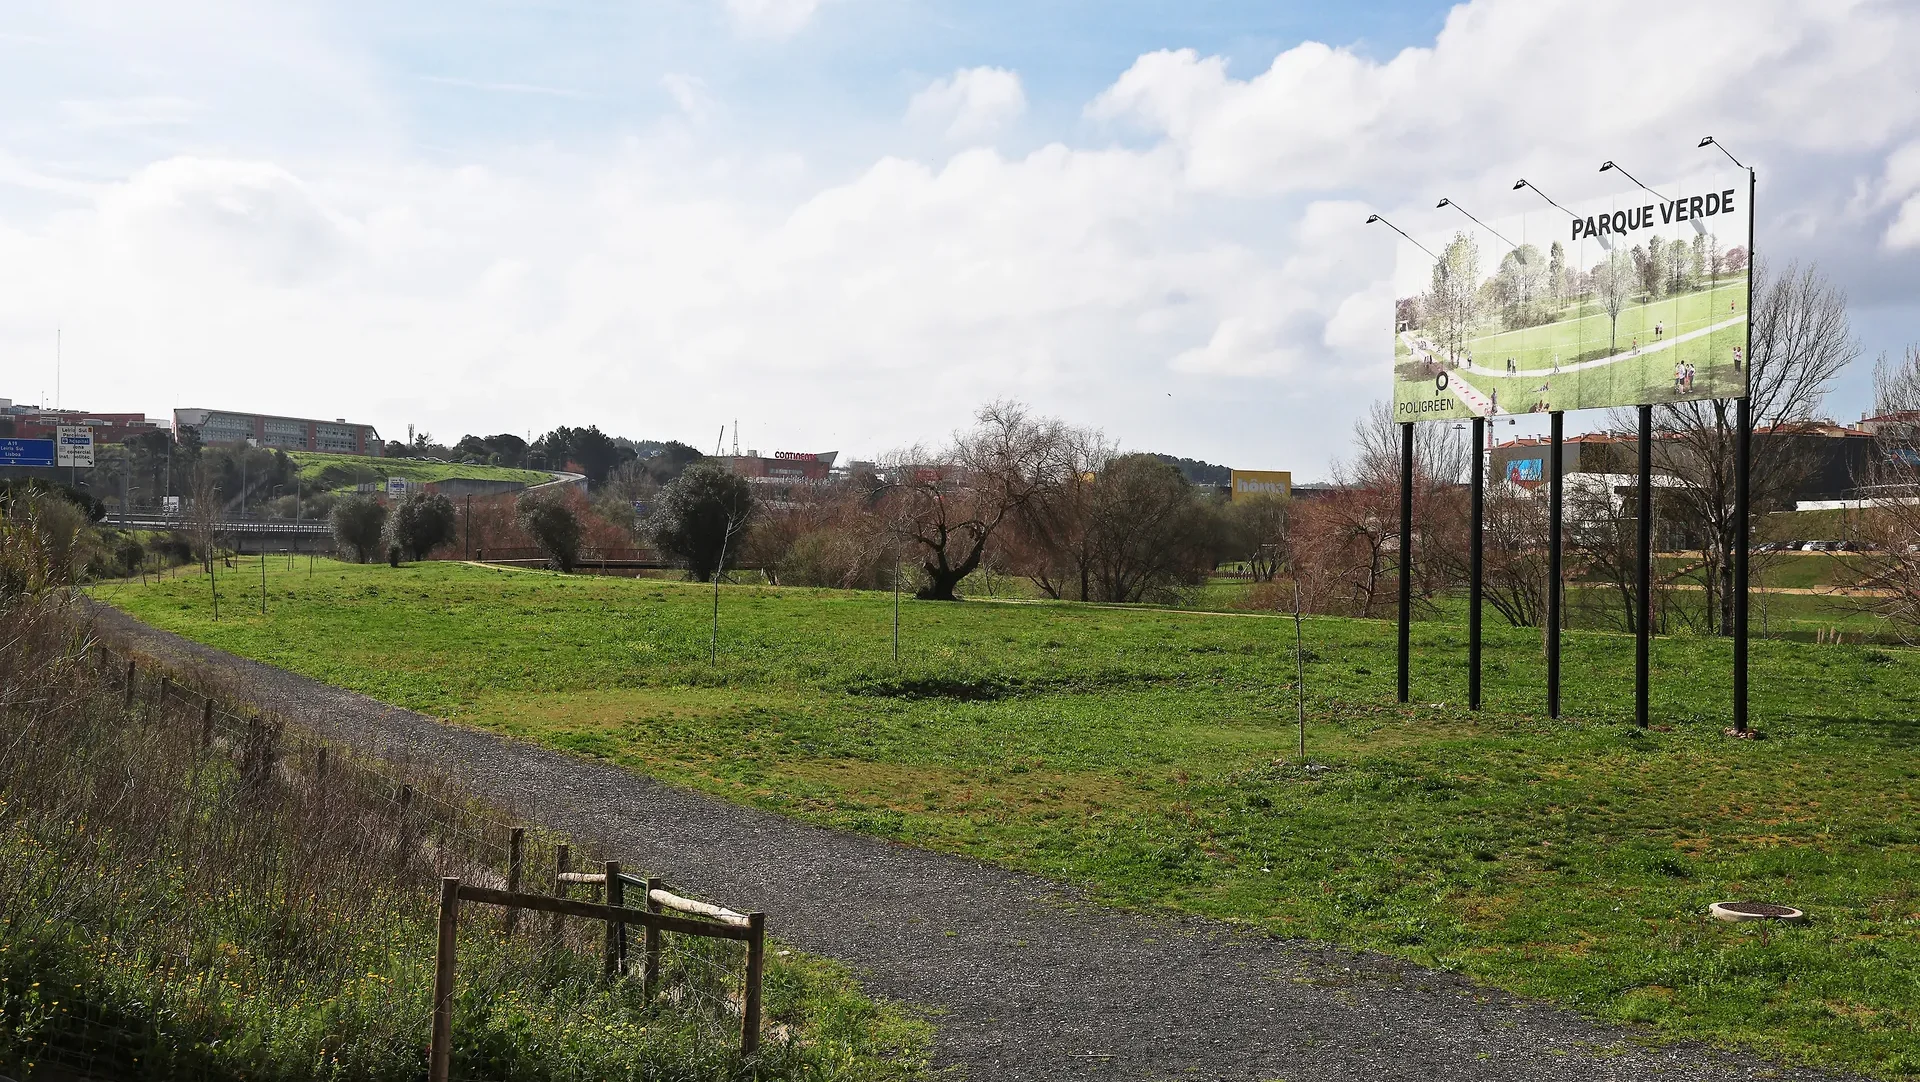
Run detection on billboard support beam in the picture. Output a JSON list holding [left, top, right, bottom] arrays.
[[1733, 164, 1756, 733], [1547, 411, 1563, 718], [1636, 403, 1653, 729], [1469, 416, 1484, 712], [1397, 422, 1413, 704]]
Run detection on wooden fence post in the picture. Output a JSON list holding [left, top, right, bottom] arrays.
[[158, 676, 171, 713], [742, 912, 766, 1056], [604, 861, 624, 976], [551, 844, 570, 937], [315, 746, 328, 784], [430, 877, 460, 1082], [644, 876, 663, 999], [200, 698, 215, 747], [504, 828, 525, 935], [124, 660, 136, 706]]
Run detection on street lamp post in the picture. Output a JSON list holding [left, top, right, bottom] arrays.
[[1601, 158, 1661, 729], [1701, 135, 1756, 734], [1512, 177, 1577, 720], [1365, 212, 1425, 706]]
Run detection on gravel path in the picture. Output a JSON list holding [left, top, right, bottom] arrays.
[[92, 605, 1857, 1082]]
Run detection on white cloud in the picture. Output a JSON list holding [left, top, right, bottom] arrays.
[[661, 74, 718, 125], [1091, 0, 1913, 198], [908, 68, 1026, 143], [723, 0, 824, 38], [6, 0, 1920, 475]]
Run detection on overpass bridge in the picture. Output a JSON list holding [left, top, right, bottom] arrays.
[[119, 515, 336, 554]]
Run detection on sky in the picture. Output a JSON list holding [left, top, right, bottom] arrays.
[[2, 0, 1918, 478]]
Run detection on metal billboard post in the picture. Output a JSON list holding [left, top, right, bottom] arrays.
[[1701, 136, 1754, 734], [1397, 422, 1413, 704], [1636, 404, 1653, 728], [1547, 410, 1564, 718], [1469, 416, 1484, 711], [1733, 162, 1756, 734]]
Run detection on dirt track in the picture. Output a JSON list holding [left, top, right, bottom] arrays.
[[89, 603, 1860, 1082]]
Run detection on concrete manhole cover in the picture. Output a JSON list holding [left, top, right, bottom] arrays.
[[1710, 901, 1806, 923]]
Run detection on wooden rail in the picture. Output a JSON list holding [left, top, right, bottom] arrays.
[[430, 872, 767, 1081]]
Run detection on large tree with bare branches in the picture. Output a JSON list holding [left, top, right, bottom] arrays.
[[881, 401, 1073, 601], [1651, 260, 1856, 633], [1853, 346, 1920, 642], [1292, 402, 1470, 617]]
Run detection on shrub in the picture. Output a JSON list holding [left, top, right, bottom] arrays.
[[516, 492, 583, 572], [387, 491, 458, 562], [331, 495, 388, 563], [643, 462, 755, 582]]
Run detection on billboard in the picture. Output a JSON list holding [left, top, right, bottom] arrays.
[[1230, 470, 1292, 499], [1392, 170, 1750, 421], [1506, 458, 1543, 484], [56, 426, 95, 468], [0, 438, 55, 467]]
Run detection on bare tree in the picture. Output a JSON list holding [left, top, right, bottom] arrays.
[[882, 401, 1072, 601], [1292, 403, 1469, 617], [1564, 473, 1674, 635], [1002, 426, 1114, 600], [188, 464, 222, 572], [1481, 480, 1550, 627], [1651, 260, 1856, 633], [1852, 346, 1920, 642], [1223, 494, 1290, 583], [1080, 454, 1219, 603]]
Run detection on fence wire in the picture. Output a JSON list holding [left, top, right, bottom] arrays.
[[0, 613, 767, 1082]]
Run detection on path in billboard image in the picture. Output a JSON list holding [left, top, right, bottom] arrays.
[[1393, 173, 1750, 420]]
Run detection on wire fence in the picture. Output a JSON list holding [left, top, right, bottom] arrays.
[[0, 607, 768, 1081]]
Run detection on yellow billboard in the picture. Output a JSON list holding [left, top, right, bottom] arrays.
[[1230, 470, 1291, 500]]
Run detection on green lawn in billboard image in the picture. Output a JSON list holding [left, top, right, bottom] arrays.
[[1395, 279, 1748, 419]]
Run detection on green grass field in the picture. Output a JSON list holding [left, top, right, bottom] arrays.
[[287, 452, 551, 492], [98, 560, 1920, 1077]]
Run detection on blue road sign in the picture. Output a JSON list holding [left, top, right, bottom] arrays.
[[0, 438, 55, 467]]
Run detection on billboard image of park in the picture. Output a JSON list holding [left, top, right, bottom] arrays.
[[1391, 168, 1750, 421]]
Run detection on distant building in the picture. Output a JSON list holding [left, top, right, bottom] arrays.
[[719, 450, 838, 482], [1229, 470, 1292, 500], [1, 402, 166, 443], [1490, 421, 1879, 503], [174, 408, 382, 456]]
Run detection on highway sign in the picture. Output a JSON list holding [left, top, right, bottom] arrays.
[[56, 426, 94, 468], [0, 438, 55, 467]]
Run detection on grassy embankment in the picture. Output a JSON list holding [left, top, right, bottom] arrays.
[[3, 590, 926, 1081], [286, 452, 551, 493], [101, 559, 1920, 1077]]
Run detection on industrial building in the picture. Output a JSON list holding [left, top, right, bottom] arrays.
[[174, 408, 383, 456], [1, 401, 167, 443], [719, 450, 838, 482]]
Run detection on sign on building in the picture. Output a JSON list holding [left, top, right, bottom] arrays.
[[55, 426, 95, 468], [1230, 470, 1292, 500], [1506, 458, 1544, 484], [0, 438, 55, 467]]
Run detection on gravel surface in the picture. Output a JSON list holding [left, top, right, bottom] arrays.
[[92, 605, 1859, 1082]]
